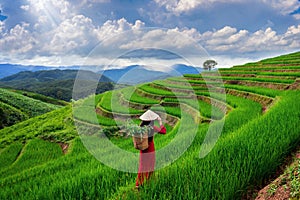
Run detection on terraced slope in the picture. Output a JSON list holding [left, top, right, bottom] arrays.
[[0, 51, 299, 199], [0, 88, 65, 129]]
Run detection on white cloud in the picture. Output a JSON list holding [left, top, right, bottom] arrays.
[[154, 0, 300, 17], [261, 0, 300, 16], [20, 5, 30, 11], [200, 25, 300, 53], [27, 0, 74, 28], [118, 27, 204, 59], [154, 0, 243, 14], [0, 21, 5, 33], [43, 15, 98, 55], [89, 0, 110, 3], [294, 14, 300, 20], [96, 18, 145, 41], [0, 23, 37, 55]]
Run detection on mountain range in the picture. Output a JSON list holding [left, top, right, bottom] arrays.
[[99, 64, 203, 84], [0, 63, 80, 79], [0, 69, 113, 101], [0, 63, 203, 100]]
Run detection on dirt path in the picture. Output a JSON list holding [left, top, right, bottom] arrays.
[[251, 148, 300, 200]]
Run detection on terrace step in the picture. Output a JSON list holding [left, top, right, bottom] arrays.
[[287, 78, 300, 90], [224, 80, 290, 90], [160, 101, 213, 123], [136, 88, 193, 100], [118, 92, 155, 110], [96, 104, 179, 127], [157, 80, 210, 92], [149, 83, 195, 95], [95, 106, 141, 120], [196, 95, 229, 114], [120, 88, 217, 123], [136, 88, 164, 100], [203, 73, 257, 77], [225, 88, 273, 111]]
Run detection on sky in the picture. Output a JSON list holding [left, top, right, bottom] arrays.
[[0, 0, 299, 70]]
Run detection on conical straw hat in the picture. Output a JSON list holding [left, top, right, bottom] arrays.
[[139, 110, 159, 121]]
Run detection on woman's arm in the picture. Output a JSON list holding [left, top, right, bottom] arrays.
[[153, 117, 166, 134], [153, 125, 166, 134]]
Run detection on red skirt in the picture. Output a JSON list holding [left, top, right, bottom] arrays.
[[135, 140, 155, 187]]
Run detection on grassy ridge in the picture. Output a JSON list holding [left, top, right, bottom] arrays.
[[0, 88, 63, 129], [0, 106, 76, 148]]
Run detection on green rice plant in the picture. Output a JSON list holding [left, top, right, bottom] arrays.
[[261, 59, 300, 65], [220, 66, 300, 71], [97, 115, 118, 126], [73, 105, 117, 126], [121, 87, 160, 104], [224, 84, 283, 97], [11, 89, 68, 106], [0, 102, 27, 128], [135, 91, 299, 200], [183, 74, 202, 78], [0, 92, 277, 200], [153, 80, 208, 91], [0, 142, 23, 169], [151, 106, 182, 118], [73, 94, 117, 126], [257, 72, 300, 77], [188, 79, 223, 86], [0, 139, 63, 178], [163, 98, 225, 120], [187, 99, 224, 120], [99, 91, 143, 114], [138, 84, 186, 96], [0, 106, 76, 148], [0, 88, 60, 118], [203, 76, 294, 84]]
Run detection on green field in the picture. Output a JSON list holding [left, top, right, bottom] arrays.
[[0, 51, 300, 199], [0, 88, 64, 129]]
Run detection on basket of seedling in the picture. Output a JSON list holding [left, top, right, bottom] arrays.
[[124, 122, 152, 150]]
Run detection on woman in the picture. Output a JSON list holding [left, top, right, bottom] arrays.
[[135, 110, 166, 189]]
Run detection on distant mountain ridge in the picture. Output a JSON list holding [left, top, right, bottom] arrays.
[[0, 64, 203, 100], [0, 63, 80, 79], [0, 63, 202, 84], [1, 69, 111, 82], [0, 69, 113, 101], [100, 64, 203, 84]]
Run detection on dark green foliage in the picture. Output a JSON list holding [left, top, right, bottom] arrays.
[[10, 89, 68, 106], [0, 88, 62, 129], [101, 126, 121, 138], [0, 102, 27, 129], [0, 69, 114, 101]]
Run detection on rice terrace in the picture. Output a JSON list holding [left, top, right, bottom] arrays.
[[0, 51, 299, 199]]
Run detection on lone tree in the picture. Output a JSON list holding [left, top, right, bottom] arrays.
[[203, 59, 217, 71]]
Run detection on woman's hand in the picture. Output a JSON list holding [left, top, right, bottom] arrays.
[[157, 116, 163, 126]]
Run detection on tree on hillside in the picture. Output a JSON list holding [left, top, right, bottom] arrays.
[[203, 59, 217, 71]]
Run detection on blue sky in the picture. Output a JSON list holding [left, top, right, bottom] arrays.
[[0, 0, 299, 69]]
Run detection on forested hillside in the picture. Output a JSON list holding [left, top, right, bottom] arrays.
[[0, 88, 65, 129], [0, 69, 114, 101]]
